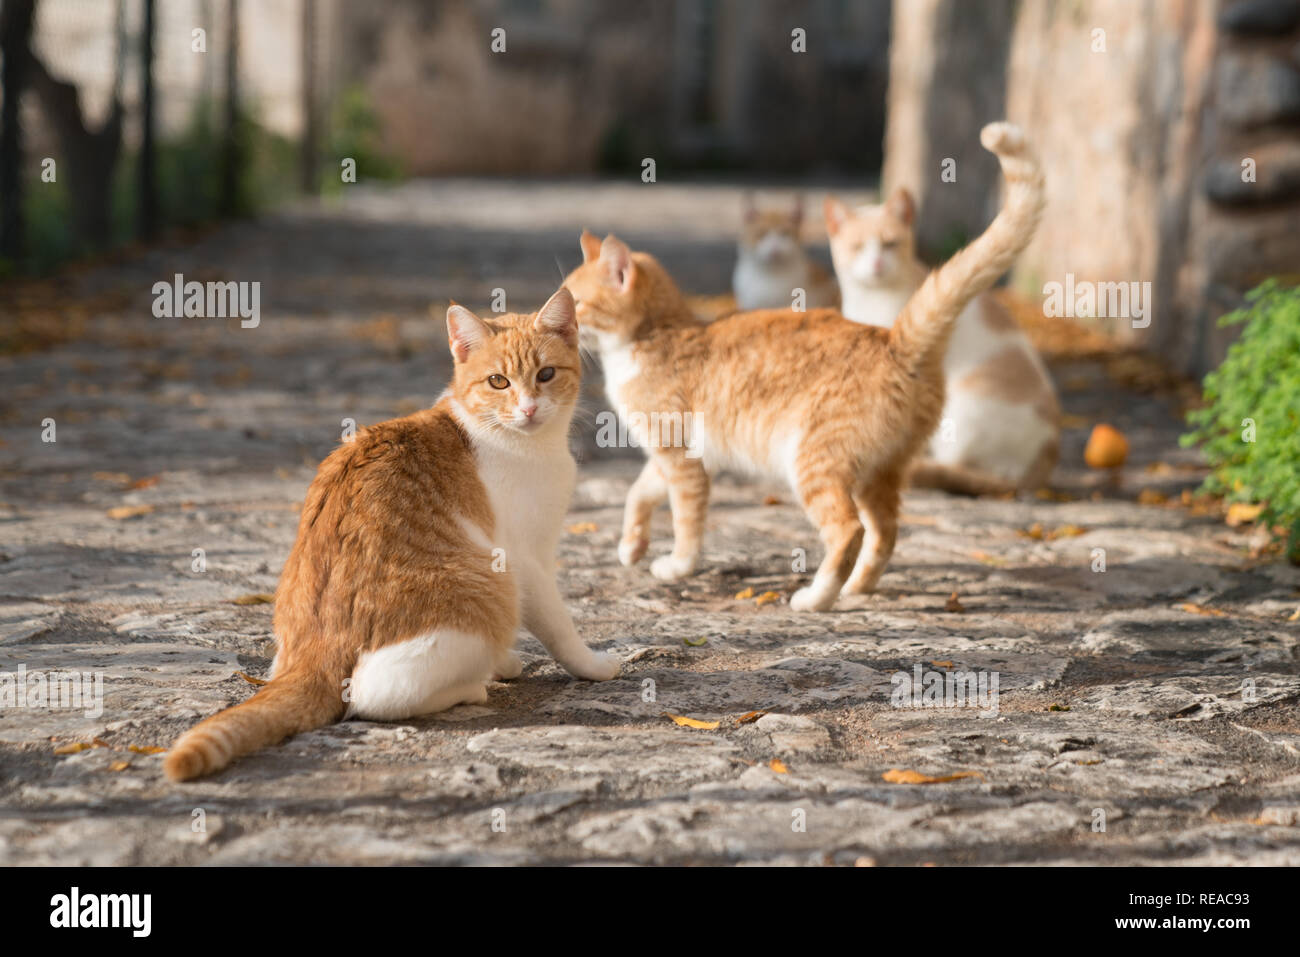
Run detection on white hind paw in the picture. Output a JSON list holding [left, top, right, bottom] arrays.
[[492, 650, 523, 681], [980, 121, 1024, 153], [618, 537, 648, 567]]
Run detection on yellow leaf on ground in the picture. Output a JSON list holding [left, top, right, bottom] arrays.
[[882, 768, 984, 785], [566, 522, 598, 534], [664, 712, 720, 730], [769, 758, 789, 774], [762, 495, 782, 506], [53, 742, 94, 754], [107, 505, 154, 520], [931, 659, 955, 669], [1178, 602, 1228, 618], [1225, 503, 1264, 527], [128, 475, 160, 490], [232, 593, 275, 605], [734, 586, 755, 600], [108, 760, 130, 772], [128, 745, 166, 754], [736, 710, 767, 725], [1288, 608, 1300, 622], [1138, 489, 1168, 505], [754, 590, 781, 607], [1050, 523, 1087, 539], [1020, 522, 1045, 540], [236, 671, 268, 686], [683, 636, 707, 647]]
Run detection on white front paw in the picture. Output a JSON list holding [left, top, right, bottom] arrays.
[[650, 554, 696, 581], [618, 537, 648, 567], [572, 651, 621, 682], [790, 584, 836, 612], [492, 650, 523, 681]]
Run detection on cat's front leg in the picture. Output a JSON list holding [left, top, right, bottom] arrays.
[[619, 459, 667, 566], [519, 561, 620, 681], [649, 451, 710, 581]]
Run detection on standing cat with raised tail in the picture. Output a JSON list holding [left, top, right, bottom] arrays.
[[824, 182, 1059, 495], [164, 287, 619, 782], [565, 122, 1045, 611]]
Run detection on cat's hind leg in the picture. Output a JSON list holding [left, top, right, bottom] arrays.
[[346, 629, 494, 720], [790, 460, 865, 612], [841, 471, 901, 595]]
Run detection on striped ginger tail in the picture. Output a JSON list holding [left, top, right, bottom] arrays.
[[164, 666, 346, 782], [888, 122, 1046, 372]]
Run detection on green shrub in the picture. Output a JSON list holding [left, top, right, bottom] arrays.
[[1182, 279, 1300, 562]]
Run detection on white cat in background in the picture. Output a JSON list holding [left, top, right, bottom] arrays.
[[732, 194, 839, 312], [825, 189, 1060, 494]]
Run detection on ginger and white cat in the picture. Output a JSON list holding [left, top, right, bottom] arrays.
[[825, 187, 1059, 494], [165, 287, 618, 782], [732, 194, 839, 311], [566, 123, 1045, 612]]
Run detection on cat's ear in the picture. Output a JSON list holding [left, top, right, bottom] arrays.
[[535, 286, 577, 342], [824, 195, 849, 235], [446, 303, 491, 363], [886, 187, 915, 226], [600, 235, 636, 293], [579, 229, 602, 264]]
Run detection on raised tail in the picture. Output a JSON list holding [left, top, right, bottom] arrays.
[[888, 122, 1046, 372], [164, 665, 346, 782]]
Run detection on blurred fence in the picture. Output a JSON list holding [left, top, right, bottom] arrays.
[[0, 0, 334, 274]]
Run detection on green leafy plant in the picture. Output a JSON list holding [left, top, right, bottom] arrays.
[[1182, 279, 1300, 562]]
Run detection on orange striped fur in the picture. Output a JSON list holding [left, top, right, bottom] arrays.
[[564, 123, 1045, 611]]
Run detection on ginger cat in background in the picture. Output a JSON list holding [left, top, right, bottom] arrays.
[[732, 194, 839, 311], [825, 187, 1059, 495], [567, 123, 1045, 611], [165, 287, 619, 782]]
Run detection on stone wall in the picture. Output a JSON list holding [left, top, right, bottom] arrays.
[[885, 0, 1300, 377]]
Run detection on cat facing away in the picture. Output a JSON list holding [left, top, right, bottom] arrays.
[[565, 123, 1045, 612], [732, 194, 839, 312], [165, 287, 619, 782], [825, 187, 1059, 495]]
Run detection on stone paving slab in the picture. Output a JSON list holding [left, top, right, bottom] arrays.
[[0, 182, 1297, 865]]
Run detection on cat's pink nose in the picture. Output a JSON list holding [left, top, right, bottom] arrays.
[[521, 404, 537, 418]]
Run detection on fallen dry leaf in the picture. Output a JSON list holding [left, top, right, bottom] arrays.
[[108, 760, 130, 772], [682, 635, 707, 647], [1288, 608, 1300, 622], [128, 475, 160, 490], [736, 710, 767, 725], [664, 712, 720, 730], [754, 590, 781, 607], [762, 495, 782, 506], [565, 522, 598, 534], [92, 471, 131, 484], [734, 586, 755, 600], [1225, 503, 1264, 527], [236, 671, 268, 686], [1138, 488, 1168, 505], [882, 768, 984, 785], [769, 758, 789, 774], [53, 742, 95, 755], [231, 593, 275, 605], [128, 745, 166, 754], [944, 593, 964, 613], [1178, 602, 1228, 618], [931, 659, 955, 669], [106, 505, 154, 520]]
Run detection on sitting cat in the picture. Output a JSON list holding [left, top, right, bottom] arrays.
[[565, 123, 1044, 612], [824, 187, 1059, 494], [732, 194, 839, 312], [164, 287, 619, 782]]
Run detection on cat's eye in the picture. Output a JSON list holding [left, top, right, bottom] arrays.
[[537, 367, 556, 383], [487, 374, 510, 390]]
